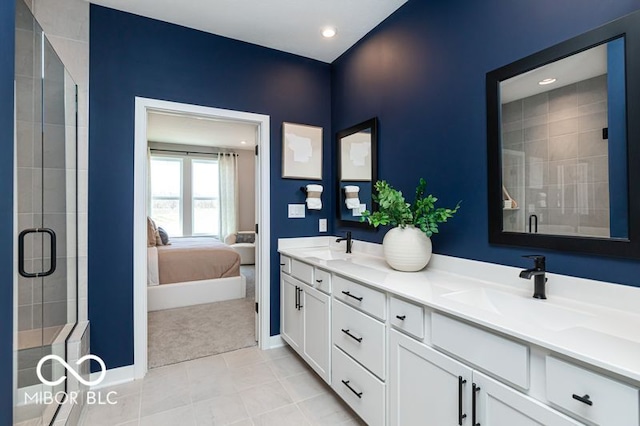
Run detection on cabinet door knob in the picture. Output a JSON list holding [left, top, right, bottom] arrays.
[[572, 394, 593, 406], [341, 328, 363, 343], [341, 290, 363, 301], [341, 380, 363, 398]]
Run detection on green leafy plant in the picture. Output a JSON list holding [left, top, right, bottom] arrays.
[[361, 178, 461, 237]]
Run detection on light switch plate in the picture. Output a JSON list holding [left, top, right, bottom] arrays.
[[288, 204, 306, 219], [319, 218, 327, 232]]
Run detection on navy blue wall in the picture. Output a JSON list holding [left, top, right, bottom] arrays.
[[0, 0, 15, 418], [332, 0, 640, 286], [89, 5, 332, 369]]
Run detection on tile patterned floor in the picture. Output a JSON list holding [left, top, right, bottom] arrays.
[[79, 346, 364, 426]]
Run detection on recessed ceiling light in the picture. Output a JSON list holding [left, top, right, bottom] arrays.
[[538, 78, 557, 86], [240, 140, 247, 145], [322, 27, 337, 38]]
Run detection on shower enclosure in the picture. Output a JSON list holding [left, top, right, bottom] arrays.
[[14, 0, 78, 424]]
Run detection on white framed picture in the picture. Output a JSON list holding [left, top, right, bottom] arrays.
[[282, 122, 323, 180], [340, 130, 372, 181]]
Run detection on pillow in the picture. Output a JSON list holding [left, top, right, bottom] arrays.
[[236, 233, 255, 244], [157, 226, 171, 245], [147, 217, 157, 247]]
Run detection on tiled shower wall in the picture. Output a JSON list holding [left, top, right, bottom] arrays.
[[26, 0, 89, 322], [502, 75, 610, 237]]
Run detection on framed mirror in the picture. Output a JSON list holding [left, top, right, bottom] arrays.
[[336, 117, 378, 227], [487, 10, 640, 258]]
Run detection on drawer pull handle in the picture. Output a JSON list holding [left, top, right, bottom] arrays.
[[316, 279, 323, 283], [458, 376, 467, 425], [341, 380, 363, 398], [572, 394, 593, 406], [341, 291, 363, 301], [341, 329, 363, 343], [396, 315, 406, 321], [472, 383, 481, 426], [280, 263, 286, 266]]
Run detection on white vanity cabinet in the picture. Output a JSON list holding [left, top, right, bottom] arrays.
[[389, 329, 472, 425], [473, 371, 583, 426], [301, 284, 331, 382], [280, 256, 331, 383], [278, 248, 640, 426], [389, 330, 582, 426], [280, 273, 303, 352]]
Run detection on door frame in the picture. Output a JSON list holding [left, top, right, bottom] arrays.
[[133, 97, 271, 379]]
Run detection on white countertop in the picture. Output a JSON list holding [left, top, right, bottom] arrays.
[[278, 237, 640, 385]]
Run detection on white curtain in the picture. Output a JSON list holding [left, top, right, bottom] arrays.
[[147, 147, 152, 215], [219, 152, 239, 239]]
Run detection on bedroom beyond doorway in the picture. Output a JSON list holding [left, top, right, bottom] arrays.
[[133, 97, 272, 379], [145, 110, 258, 367]]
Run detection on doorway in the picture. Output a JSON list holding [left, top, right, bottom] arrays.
[[133, 98, 271, 379]]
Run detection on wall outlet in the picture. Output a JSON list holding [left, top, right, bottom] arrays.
[[288, 204, 306, 218], [319, 218, 327, 232]]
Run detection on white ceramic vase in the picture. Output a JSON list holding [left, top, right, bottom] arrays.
[[382, 225, 432, 272]]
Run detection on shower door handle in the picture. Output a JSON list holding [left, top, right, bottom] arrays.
[[18, 228, 57, 278]]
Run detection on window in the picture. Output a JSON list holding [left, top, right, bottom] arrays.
[[150, 157, 182, 236], [192, 160, 219, 235], [150, 155, 220, 237]]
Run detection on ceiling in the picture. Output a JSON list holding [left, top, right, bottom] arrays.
[[89, 0, 408, 63], [147, 111, 257, 150], [501, 43, 607, 103]]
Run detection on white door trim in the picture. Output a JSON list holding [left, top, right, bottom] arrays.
[[133, 97, 271, 380]]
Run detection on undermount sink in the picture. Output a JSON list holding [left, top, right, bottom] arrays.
[[442, 287, 595, 331], [298, 249, 351, 261]]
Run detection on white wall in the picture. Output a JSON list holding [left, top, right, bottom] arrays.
[[237, 149, 256, 231]]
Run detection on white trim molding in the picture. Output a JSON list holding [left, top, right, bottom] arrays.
[[133, 97, 271, 380], [90, 365, 136, 390]]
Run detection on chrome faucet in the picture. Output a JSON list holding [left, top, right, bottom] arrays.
[[519, 255, 547, 299], [336, 231, 352, 254]]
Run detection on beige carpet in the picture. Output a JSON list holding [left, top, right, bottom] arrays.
[[148, 266, 256, 368]]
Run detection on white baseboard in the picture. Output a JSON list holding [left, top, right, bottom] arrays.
[[266, 334, 284, 349], [90, 365, 135, 390]]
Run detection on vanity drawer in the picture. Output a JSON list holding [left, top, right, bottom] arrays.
[[546, 356, 639, 426], [333, 300, 386, 380], [280, 255, 291, 274], [291, 258, 313, 284], [332, 345, 385, 426], [431, 312, 529, 389], [313, 267, 331, 294], [333, 275, 386, 320], [390, 296, 424, 339]]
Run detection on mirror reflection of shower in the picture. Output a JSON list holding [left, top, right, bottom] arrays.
[[500, 39, 628, 238]]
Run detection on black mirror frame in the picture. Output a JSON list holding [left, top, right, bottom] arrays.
[[486, 11, 640, 259], [336, 117, 378, 229]]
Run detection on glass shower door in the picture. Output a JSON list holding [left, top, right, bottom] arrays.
[[14, 0, 78, 424]]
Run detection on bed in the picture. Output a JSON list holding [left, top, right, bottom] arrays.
[[147, 237, 246, 311]]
